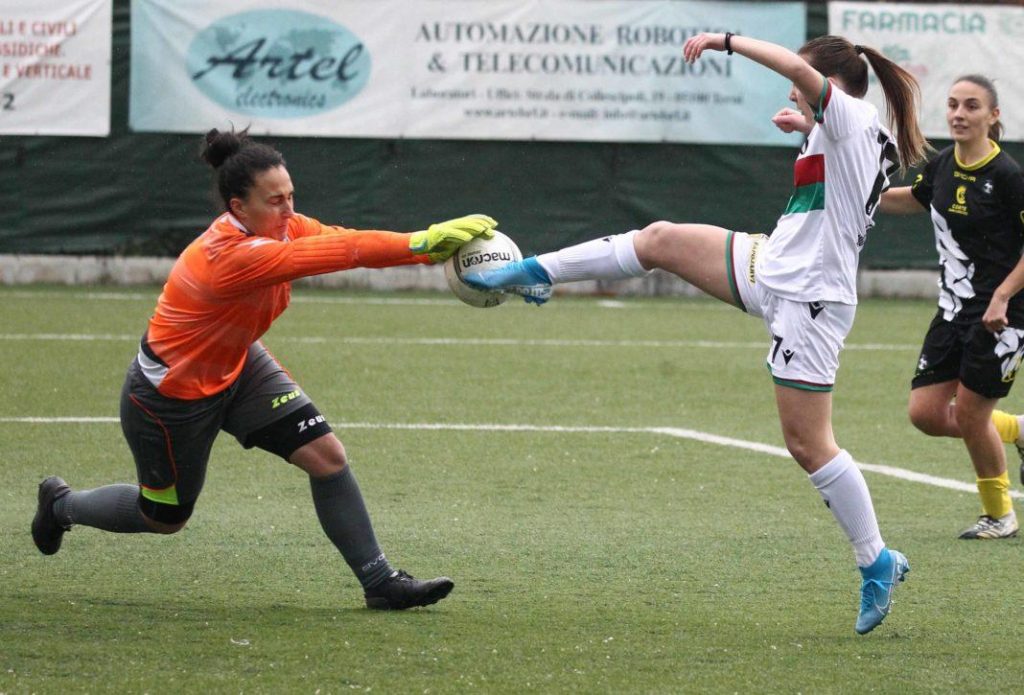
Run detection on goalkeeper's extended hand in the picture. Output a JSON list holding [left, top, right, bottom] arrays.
[[408, 214, 497, 263], [463, 257, 553, 306]]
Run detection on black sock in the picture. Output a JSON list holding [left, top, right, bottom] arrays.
[[309, 466, 394, 589], [53, 484, 152, 533]]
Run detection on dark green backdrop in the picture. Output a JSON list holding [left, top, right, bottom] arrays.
[[1, 1, 1019, 268]]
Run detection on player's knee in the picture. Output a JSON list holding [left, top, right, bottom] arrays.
[[314, 448, 348, 477], [291, 434, 348, 477], [315, 435, 347, 470], [784, 440, 814, 468], [138, 496, 194, 533], [333, 437, 348, 466], [144, 516, 189, 534], [779, 427, 835, 469], [908, 404, 943, 435], [634, 221, 678, 267]]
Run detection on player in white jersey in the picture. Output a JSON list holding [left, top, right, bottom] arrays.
[[468, 32, 928, 634]]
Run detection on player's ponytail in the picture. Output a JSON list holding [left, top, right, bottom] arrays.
[[953, 74, 1003, 142], [800, 36, 928, 174], [199, 127, 286, 211], [858, 45, 928, 171]]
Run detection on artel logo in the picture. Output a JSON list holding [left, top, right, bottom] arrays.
[[461, 251, 513, 268], [186, 9, 370, 118]]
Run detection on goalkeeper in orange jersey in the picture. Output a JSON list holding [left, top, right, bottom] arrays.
[[30, 127, 496, 610]]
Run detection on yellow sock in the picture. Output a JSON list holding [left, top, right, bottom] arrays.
[[991, 409, 1020, 444], [977, 472, 1013, 518]]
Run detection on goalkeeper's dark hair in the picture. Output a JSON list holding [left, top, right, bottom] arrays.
[[200, 127, 286, 211], [800, 35, 929, 174]]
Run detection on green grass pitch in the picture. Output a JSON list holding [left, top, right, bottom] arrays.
[[2, 286, 1023, 693]]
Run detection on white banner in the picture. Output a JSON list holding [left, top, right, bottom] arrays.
[[0, 0, 111, 136], [130, 0, 806, 146], [830, 2, 1024, 142]]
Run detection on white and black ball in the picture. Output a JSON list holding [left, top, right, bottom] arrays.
[[444, 231, 523, 308]]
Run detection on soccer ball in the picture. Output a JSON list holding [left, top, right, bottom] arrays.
[[444, 230, 522, 308]]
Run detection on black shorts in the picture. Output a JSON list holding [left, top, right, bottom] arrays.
[[911, 311, 1024, 399], [120, 342, 333, 521]]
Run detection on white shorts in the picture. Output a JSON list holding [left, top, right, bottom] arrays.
[[727, 231, 855, 391]]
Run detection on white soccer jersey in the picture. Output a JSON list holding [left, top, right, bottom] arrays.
[[758, 81, 899, 305]]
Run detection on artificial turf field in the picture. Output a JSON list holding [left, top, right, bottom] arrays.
[[2, 285, 1023, 693]]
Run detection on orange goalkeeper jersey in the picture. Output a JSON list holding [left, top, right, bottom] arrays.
[[141, 212, 429, 400]]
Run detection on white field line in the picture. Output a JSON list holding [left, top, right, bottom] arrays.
[[6, 290, 734, 311], [5, 290, 458, 306], [0, 417, 1008, 498], [0, 332, 918, 351]]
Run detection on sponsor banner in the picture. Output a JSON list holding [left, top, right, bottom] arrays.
[[130, 0, 806, 145], [830, 2, 1024, 142], [0, 0, 111, 136]]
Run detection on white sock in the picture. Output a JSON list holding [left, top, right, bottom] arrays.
[[1016, 415, 1024, 445], [808, 450, 885, 567], [536, 230, 649, 284]]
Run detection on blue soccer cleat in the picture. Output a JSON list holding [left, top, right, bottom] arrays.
[[463, 257, 553, 305], [855, 547, 909, 634]]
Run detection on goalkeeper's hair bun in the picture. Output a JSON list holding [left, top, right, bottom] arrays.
[[199, 126, 286, 211], [201, 127, 249, 170]]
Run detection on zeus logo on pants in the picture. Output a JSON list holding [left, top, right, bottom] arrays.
[[272, 390, 301, 409], [297, 414, 326, 432]]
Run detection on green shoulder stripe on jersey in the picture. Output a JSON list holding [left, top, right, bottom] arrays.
[[782, 183, 826, 215], [813, 77, 830, 124], [141, 485, 179, 505]]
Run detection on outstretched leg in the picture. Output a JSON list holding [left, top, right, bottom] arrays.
[[32, 362, 211, 555], [32, 478, 157, 555], [291, 433, 454, 610], [32, 478, 187, 555], [466, 221, 743, 308], [632, 221, 737, 305]]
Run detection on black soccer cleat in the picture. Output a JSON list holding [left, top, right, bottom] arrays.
[[32, 476, 72, 555], [364, 570, 454, 610]]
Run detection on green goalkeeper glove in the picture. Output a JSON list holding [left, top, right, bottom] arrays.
[[409, 214, 498, 263]]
